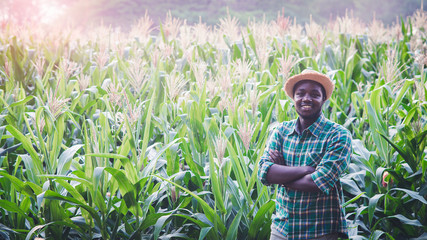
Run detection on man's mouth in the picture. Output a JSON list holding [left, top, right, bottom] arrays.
[[301, 105, 312, 110]]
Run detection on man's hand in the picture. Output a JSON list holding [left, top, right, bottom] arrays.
[[269, 150, 285, 165], [266, 150, 317, 186], [283, 173, 321, 192], [302, 165, 316, 175], [266, 163, 316, 185]]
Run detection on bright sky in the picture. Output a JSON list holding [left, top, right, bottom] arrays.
[[39, 0, 65, 24]]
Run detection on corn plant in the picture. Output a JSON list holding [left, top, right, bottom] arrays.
[[0, 8, 426, 240]]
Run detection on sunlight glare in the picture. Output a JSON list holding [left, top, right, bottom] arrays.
[[39, 0, 64, 24]]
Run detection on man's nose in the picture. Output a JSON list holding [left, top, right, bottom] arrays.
[[302, 94, 311, 101]]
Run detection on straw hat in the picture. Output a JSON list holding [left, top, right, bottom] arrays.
[[284, 69, 334, 100]]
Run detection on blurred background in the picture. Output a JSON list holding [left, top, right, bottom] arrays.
[[0, 0, 425, 29]]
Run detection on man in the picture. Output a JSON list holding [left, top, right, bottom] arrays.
[[258, 69, 352, 240]]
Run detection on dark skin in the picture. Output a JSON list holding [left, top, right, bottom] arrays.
[[266, 80, 326, 192]]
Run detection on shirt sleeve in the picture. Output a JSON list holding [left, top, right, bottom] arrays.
[[311, 129, 352, 195], [258, 126, 283, 186]]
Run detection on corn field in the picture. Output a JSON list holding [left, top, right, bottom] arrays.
[[0, 9, 426, 240]]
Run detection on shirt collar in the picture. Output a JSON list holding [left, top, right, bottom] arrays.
[[307, 114, 326, 138], [287, 114, 326, 137], [286, 120, 299, 136]]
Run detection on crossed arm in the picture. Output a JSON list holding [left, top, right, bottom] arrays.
[[266, 150, 321, 192]]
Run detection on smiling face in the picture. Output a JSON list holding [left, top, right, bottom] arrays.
[[293, 80, 326, 121]]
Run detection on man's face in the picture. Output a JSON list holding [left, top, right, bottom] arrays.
[[293, 80, 325, 120]]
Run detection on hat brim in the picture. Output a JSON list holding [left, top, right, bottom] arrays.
[[284, 71, 334, 100]]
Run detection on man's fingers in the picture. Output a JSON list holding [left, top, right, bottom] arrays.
[[271, 150, 280, 157], [269, 150, 284, 164]]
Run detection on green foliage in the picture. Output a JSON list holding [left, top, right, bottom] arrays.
[[0, 8, 426, 240]]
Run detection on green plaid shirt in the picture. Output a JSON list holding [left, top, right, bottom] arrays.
[[258, 114, 351, 240]]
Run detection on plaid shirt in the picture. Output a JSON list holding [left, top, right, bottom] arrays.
[[258, 114, 351, 240]]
